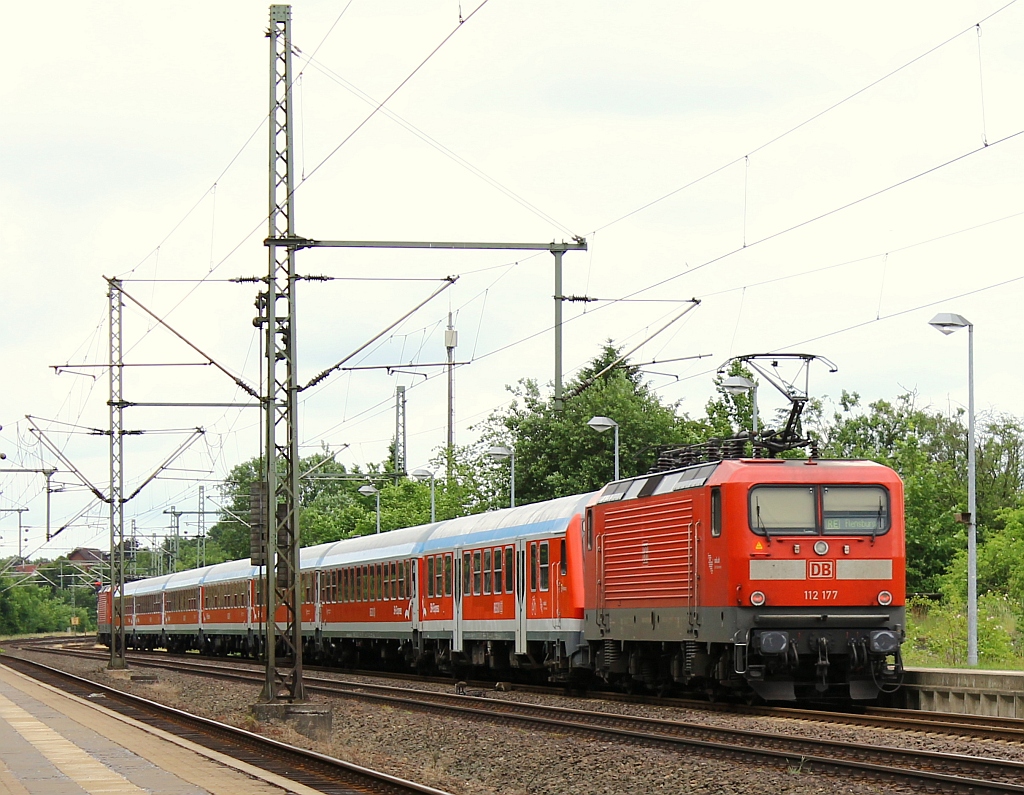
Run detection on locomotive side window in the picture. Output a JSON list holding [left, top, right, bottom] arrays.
[[823, 486, 889, 534], [493, 548, 502, 594], [750, 486, 816, 535], [505, 547, 514, 593], [444, 555, 452, 596], [560, 539, 567, 575], [586, 509, 594, 550], [473, 551, 482, 595], [427, 557, 435, 597], [539, 542, 550, 591], [530, 543, 538, 592], [483, 549, 492, 594], [711, 487, 722, 537]]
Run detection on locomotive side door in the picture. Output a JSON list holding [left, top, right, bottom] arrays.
[[515, 539, 527, 654], [452, 547, 464, 653]]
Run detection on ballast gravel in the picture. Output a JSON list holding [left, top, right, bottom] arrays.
[[20, 647, 1022, 795]]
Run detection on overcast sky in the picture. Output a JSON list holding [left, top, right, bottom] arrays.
[[2, 1, 1022, 559]]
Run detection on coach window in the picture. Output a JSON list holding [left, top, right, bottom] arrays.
[[443, 555, 452, 596], [711, 487, 722, 537], [430, 556, 440, 597], [483, 549, 492, 594], [391, 561, 398, 599], [539, 542, 550, 591], [378, 564, 385, 600], [427, 557, 435, 597], [471, 550, 481, 595], [493, 549, 503, 594], [505, 547, 514, 593], [530, 543, 538, 592], [353, 568, 361, 602], [463, 552, 472, 594], [398, 561, 406, 598]]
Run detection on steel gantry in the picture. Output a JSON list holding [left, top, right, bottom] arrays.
[[261, 4, 305, 703]]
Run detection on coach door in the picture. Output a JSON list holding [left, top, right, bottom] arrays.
[[515, 539, 528, 654], [409, 559, 420, 632], [452, 548, 464, 653]]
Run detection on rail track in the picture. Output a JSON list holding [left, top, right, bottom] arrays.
[[17, 639, 1024, 743], [8, 640, 1024, 794], [0, 652, 452, 795]]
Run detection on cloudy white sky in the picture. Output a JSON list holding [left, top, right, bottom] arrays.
[[2, 1, 1022, 559]]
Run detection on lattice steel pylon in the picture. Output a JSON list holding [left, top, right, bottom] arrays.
[[261, 3, 304, 703], [108, 279, 127, 670]]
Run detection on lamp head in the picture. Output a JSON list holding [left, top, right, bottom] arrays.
[[410, 468, 434, 481], [358, 484, 378, 497], [587, 416, 618, 433], [929, 312, 971, 335], [721, 375, 755, 396], [487, 446, 512, 461]]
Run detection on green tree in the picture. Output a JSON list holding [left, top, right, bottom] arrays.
[[478, 343, 707, 504]]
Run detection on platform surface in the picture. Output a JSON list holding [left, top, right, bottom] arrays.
[[0, 662, 320, 795]]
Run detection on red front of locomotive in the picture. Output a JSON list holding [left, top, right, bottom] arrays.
[[719, 458, 905, 700]]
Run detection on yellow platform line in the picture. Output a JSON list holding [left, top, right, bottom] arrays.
[[0, 690, 145, 794]]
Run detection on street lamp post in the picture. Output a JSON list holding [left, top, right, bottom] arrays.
[[358, 483, 381, 534], [487, 446, 515, 508], [411, 468, 436, 523], [722, 375, 758, 434], [587, 416, 620, 481], [929, 312, 977, 667]]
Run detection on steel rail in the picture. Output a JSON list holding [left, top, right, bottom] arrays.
[[0, 655, 451, 795], [12, 644, 1024, 794]]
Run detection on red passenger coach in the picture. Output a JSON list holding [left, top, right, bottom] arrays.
[[584, 458, 905, 700]]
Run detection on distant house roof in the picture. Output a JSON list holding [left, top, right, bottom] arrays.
[[14, 563, 37, 575], [68, 547, 107, 564]]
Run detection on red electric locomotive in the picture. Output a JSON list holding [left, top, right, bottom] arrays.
[[583, 456, 904, 701], [99, 457, 904, 702]]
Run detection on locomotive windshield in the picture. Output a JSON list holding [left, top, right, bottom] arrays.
[[749, 485, 889, 536]]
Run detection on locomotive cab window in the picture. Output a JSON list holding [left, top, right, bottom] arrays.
[[823, 486, 889, 535], [750, 486, 816, 535], [750, 484, 891, 536]]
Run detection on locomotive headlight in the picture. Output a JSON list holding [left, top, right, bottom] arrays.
[[750, 590, 766, 607], [877, 590, 893, 606], [813, 540, 829, 556]]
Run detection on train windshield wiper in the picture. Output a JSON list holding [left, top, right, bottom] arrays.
[[755, 500, 771, 544], [871, 499, 883, 545]]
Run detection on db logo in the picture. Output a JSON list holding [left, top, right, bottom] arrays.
[[809, 560, 835, 579]]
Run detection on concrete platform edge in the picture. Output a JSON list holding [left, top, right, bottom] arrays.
[[0, 659, 325, 795]]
